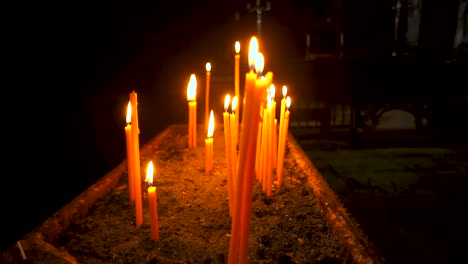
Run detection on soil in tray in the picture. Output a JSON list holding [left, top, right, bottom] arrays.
[[32, 125, 353, 263]]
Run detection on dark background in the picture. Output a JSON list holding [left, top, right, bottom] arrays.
[[6, 0, 468, 254]]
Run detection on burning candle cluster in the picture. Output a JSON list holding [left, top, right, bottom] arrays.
[[122, 36, 292, 256]]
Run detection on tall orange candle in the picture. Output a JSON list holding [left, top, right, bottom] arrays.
[[266, 94, 273, 197], [130, 91, 143, 227], [255, 103, 264, 179], [260, 95, 268, 190], [230, 96, 238, 183], [269, 84, 277, 169], [205, 62, 211, 135], [205, 110, 214, 173], [234, 41, 240, 144], [187, 74, 197, 148], [228, 36, 259, 264], [145, 161, 159, 240], [223, 95, 234, 215], [125, 101, 135, 202], [240, 72, 273, 264], [277, 96, 291, 189], [278, 86, 287, 170]]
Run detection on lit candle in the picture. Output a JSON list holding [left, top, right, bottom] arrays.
[[277, 96, 291, 189], [234, 41, 240, 144], [223, 95, 234, 216], [125, 101, 135, 202], [205, 62, 211, 135], [228, 36, 259, 264], [130, 91, 143, 227], [187, 74, 197, 148], [241, 73, 272, 264], [205, 110, 215, 173], [229, 36, 274, 264], [230, 96, 238, 184], [145, 161, 159, 240]]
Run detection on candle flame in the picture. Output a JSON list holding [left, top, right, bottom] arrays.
[[145, 161, 154, 185], [248, 37, 258, 70], [267, 93, 272, 105], [282, 85, 287, 98], [126, 101, 132, 124], [232, 96, 238, 112], [286, 96, 291, 109], [235, 41, 240, 54], [269, 84, 275, 99], [206, 62, 211, 72], [187, 74, 197, 101], [255, 52, 264, 76], [224, 94, 231, 112], [207, 110, 215, 138]]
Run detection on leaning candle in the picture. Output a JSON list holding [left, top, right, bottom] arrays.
[[130, 91, 143, 227], [234, 41, 240, 144], [277, 96, 291, 189], [228, 36, 259, 264], [205, 110, 215, 173], [223, 95, 234, 215], [125, 101, 135, 202], [187, 74, 197, 148], [205, 62, 211, 135], [239, 71, 273, 264], [145, 161, 159, 240]]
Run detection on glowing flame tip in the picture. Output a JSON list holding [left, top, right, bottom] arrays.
[[145, 161, 154, 185], [126, 101, 132, 124], [231, 96, 238, 112], [235, 41, 240, 54], [187, 74, 197, 101], [255, 52, 264, 75], [207, 110, 215, 138], [224, 94, 231, 111], [286, 96, 291, 109], [248, 36, 259, 70]]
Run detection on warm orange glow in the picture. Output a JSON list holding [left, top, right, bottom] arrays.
[[146, 161, 154, 185], [207, 110, 215, 138], [248, 37, 259, 69], [206, 62, 211, 72], [235, 41, 240, 54], [224, 94, 231, 112], [231, 96, 238, 112], [126, 101, 132, 124], [282, 85, 287, 98], [286, 96, 291, 109], [255, 52, 264, 75], [269, 84, 275, 99], [187, 74, 197, 101]]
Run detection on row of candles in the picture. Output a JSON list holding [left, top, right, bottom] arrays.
[[124, 37, 292, 263]]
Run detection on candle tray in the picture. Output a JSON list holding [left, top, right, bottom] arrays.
[[4, 124, 383, 263]]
